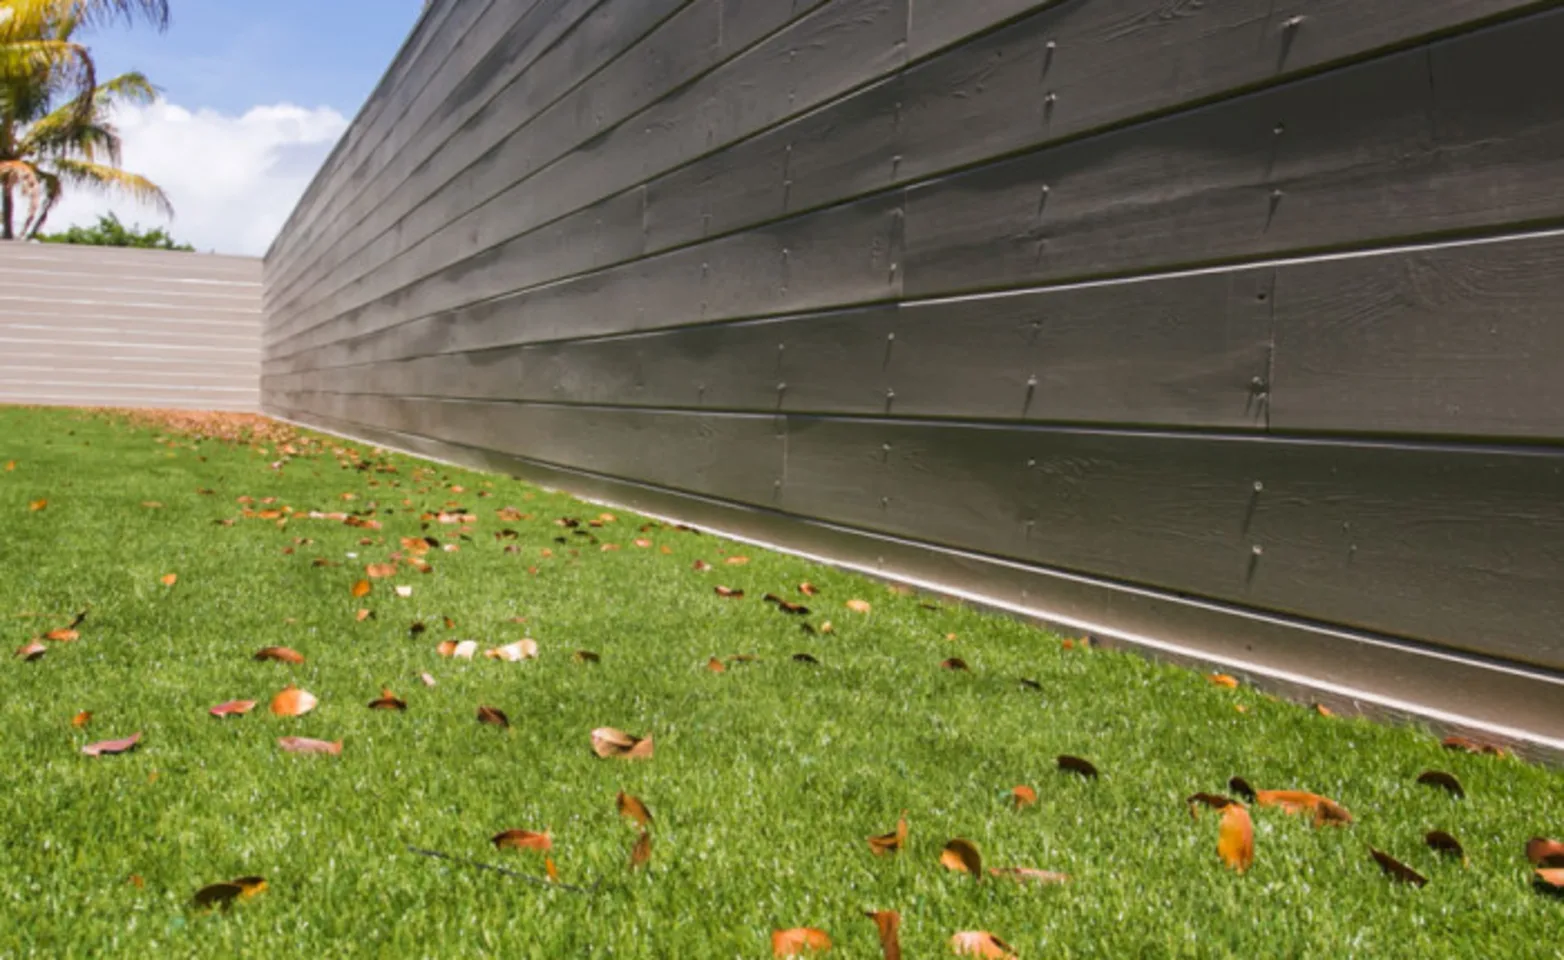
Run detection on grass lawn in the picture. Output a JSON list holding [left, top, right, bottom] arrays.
[[1, 404, 1560, 958]]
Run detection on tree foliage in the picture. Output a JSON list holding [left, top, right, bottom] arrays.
[[39, 210, 190, 249]]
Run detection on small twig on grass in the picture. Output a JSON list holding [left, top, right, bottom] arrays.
[[404, 845, 599, 894]]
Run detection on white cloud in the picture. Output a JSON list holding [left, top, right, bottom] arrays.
[[43, 100, 348, 256]]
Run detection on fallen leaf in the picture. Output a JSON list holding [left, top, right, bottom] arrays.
[[940, 838, 982, 877], [629, 829, 652, 870], [366, 562, 397, 578], [868, 813, 908, 856], [368, 689, 407, 711], [1370, 848, 1428, 887], [1315, 704, 1335, 717], [865, 911, 900, 960], [545, 856, 559, 882], [277, 736, 342, 756], [574, 650, 601, 664], [1425, 830, 1466, 862], [799, 582, 820, 596], [1238, 785, 1354, 826], [28, 499, 46, 512], [141, 501, 163, 509], [1416, 770, 1465, 799], [950, 931, 1016, 958], [989, 866, 1070, 885], [725, 556, 749, 566], [1018, 678, 1041, 690], [772, 927, 831, 956], [1011, 786, 1037, 810], [3, 460, 12, 471], [82, 732, 142, 757], [419, 672, 437, 687], [634, 538, 652, 548], [617, 791, 653, 826], [394, 585, 413, 598], [1441, 735, 1507, 757], [160, 573, 178, 586], [1218, 804, 1255, 873], [477, 705, 510, 728], [940, 657, 969, 671], [254, 646, 305, 664], [209, 700, 257, 718], [792, 653, 820, 664], [1229, 776, 1257, 802], [1536, 868, 1564, 891], [693, 560, 712, 572], [128, 874, 144, 888], [1186, 793, 1237, 819], [492, 829, 552, 851], [591, 727, 654, 760], [714, 586, 744, 598], [1526, 837, 1564, 867], [820, 622, 834, 634], [192, 882, 245, 910], [355, 608, 374, 622], [1209, 673, 1239, 688], [440, 640, 478, 660], [706, 657, 727, 673], [351, 579, 371, 598], [846, 599, 872, 614], [71, 710, 92, 728], [45, 629, 78, 642], [400, 536, 430, 555], [1057, 755, 1099, 779], [270, 685, 317, 717], [66, 610, 87, 629]]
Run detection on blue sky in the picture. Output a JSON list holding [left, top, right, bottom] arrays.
[[82, 1, 426, 116], [46, 1, 427, 253]]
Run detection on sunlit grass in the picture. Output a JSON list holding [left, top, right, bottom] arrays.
[[0, 405, 1559, 958]]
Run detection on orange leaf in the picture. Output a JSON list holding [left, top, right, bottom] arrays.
[[351, 579, 372, 598], [82, 732, 142, 757], [1535, 868, 1564, 890], [1315, 703, 1335, 717], [160, 573, 178, 586], [1010, 785, 1037, 809], [867, 812, 908, 856], [366, 562, 397, 578], [846, 599, 871, 614], [1208, 673, 1239, 688], [254, 646, 305, 664], [209, 699, 257, 718], [1526, 837, 1564, 867], [617, 791, 653, 826], [45, 629, 78, 643], [714, 586, 744, 598], [950, 931, 1016, 958], [633, 538, 652, 548], [15, 641, 46, 661], [1441, 734, 1507, 756], [28, 499, 46, 511], [1370, 848, 1427, 887], [799, 582, 820, 596], [355, 608, 373, 622], [368, 689, 407, 711], [71, 710, 92, 728], [771, 927, 831, 956], [544, 856, 560, 882], [277, 736, 342, 756], [865, 911, 900, 960], [706, 657, 727, 673], [629, 829, 652, 870], [939, 838, 982, 877], [724, 556, 749, 566], [477, 705, 510, 728], [591, 727, 654, 760], [437, 640, 478, 659], [486, 639, 539, 662], [1218, 804, 1255, 873], [1250, 789, 1354, 827], [492, 829, 552, 852], [270, 685, 317, 717], [989, 866, 1070, 885]]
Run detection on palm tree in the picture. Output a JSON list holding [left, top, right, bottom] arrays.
[[0, 1, 168, 109], [0, 13, 170, 238]]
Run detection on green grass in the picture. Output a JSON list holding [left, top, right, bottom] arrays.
[[0, 404, 1559, 958]]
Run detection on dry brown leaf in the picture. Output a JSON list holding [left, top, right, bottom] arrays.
[[419, 672, 437, 687], [714, 586, 744, 598], [574, 650, 601, 664], [1243, 787, 1354, 827], [277, 736, 342, 756], [492, 829, 552, 851], [1425, 830, 1466, 862], [706, 657, 727, 674], [1416, 770, 1465, 799], [270, 685, 317, 717], [1536, 868, 1564, 891], [616, 791, 653, 826], [867, 812, 908, 856], [438, 639, 478, 659], [477, 705, 510, 728], [82, 732, 142, 756], [1526, 837, 1564, 867], [209, 699, 257, 718], [792, 653, 820, 664], [1315, 704, 1335, 717], [1441, 735, 1507, 757], [1185, 793, 1237, 819], [160, 573, 178, 586], [1370, 848, 1428, 887], [846, 599, 872, 614], [629, 829, 652, 870], [940, 657, 969, 672], [400, 536, 430, 555], [950, 931, 1016, 958], [254, 646, 305, 664], [351, 579, 372, 598], [1208, 673, 1239, 688], [45, 628, 79, 643], [989, 866, 1070, 885], [1057, 755, 1099, 779], [1011, 785, 1037, 810], [799, 582, 820, 596], [725, 556, 749, 566], [940, 838, 982, 877], [487, 640, 539, 662], [368, 689, 407, 711], [772, 927, 831, 956], [863, 911, 901, 960], [71, 710, 92, 728], [591, 727, 654, 760], [633, 538, 652, 548], [28, 499, 46, 512], [1218, 804, 1254, 873], [693, 559, 712, 572]]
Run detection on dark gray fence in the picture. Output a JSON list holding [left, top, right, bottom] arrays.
[[0, 241, 261, 410], [260, 0, 1564, 751]]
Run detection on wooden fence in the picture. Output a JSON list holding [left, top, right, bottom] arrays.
[[0, 241, 261, 411], [260, 0, 1564, 752]]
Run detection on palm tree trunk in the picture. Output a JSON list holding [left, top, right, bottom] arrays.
[[1, 186, 13, 240]]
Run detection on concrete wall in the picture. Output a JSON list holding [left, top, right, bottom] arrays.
[[261, 0, 1564, 751], [0, 242, 261, 410]]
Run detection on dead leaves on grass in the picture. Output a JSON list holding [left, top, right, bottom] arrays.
[[951, 931, 1017, 958], [254, 646, 305, 664], [616, 792, 653, 827], [1416, 770, 1465, 799], [277, 737, 342, 756], [939, 838, 983, 877], [492, 829, 552, 852], [865, 910, 900, 960], [368, 689, 407, 711], [82, 732, 142, 756], [1217, 805, 1255, 873], [193, 875, 267, 910], [772, 928, 831, 956], [867, 813, 908, 856], [209, 700, 257, 718], [270, 685, 317, 717], [1369, 847, 1427, 887], [477, 706, 510, 729], [591, 727, 654, 760]]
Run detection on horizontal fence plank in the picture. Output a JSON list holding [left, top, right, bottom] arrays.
[[256, 393, 1564, 672]]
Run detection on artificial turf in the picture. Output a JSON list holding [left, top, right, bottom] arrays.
[[0, 404, 1559, 958]]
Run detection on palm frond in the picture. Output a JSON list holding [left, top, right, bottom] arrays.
[[0, 37, 94, 99], [48, 155, 170, 218], [0, 157, 44, 231], [21, 108, 119, 163], [0, 0, 168, 37], [94, 70, 156, 107]]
